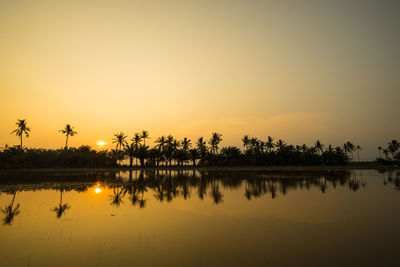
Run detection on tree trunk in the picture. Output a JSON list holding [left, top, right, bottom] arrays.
[[65, 135, 69, 149]]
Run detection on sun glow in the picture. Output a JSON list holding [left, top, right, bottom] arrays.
[[94, 187, 102, 194], [97, 141, 106, 147]]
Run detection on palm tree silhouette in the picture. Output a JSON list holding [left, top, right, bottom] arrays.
[[266, 136, 274, 152], [344, 141, 355, 161], [141, 130, 150, 146], [378, 146, 382, 158], [181, 137, 191, 152], [1, 191, 20, 225], [59, 124, 77, 149], [242, 135, 250, 152], [11, 119, 30, 149], [388, 140, 399, 159], [125, 143, 135, 168], [181, 137, 191, 165], [314, 140, 324, 155], [189, 148, 199, 166], [209, 132, 222, 154], [113, 132, 128, 151], [113, 132, 128, 165], [196, 137, 207, 166], [132, 133, 142, 166], [356, 145, 362, 161], [52, 189, 70, 218]]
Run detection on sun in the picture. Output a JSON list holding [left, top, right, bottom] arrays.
[[97, 141, 106, 147], [94, 187, 102, 194]]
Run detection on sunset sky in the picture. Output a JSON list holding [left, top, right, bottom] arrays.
[[0, 0, 399, 160]]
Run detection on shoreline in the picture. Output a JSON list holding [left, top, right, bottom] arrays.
[[0, 164, 398, 173]]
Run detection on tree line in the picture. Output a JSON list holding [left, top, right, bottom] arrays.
[[1, 119, 399, 168]]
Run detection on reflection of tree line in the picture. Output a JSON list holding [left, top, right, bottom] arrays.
[[381, 170, 400, 190], [1, 170, 399, 225]]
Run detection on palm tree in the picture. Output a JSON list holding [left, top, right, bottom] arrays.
[[189, 148, 199, 166], [11, 119, 30, 149], [378, 146, 382, 158], [125, 143, 135, 168], [387, 140, 399, 159], [155, 136, 166, 150], [196, 137, 207, 166], [181, 137, 191, 152], [301, 144, 308, 153], [344, 141, 355, 160], [132, 133, 142, 166], [181, 137, 191, 166], [52, 189, 70, 218], [242, 135, 250, 152], [113, 132, 128, 151], [59, 124, 77, 149], [141, 130, 150, 146], [165, 135, 176, 166], [383, 149, 389, 159], [276, 139, 286, 152], [132, 133, 142, 147], [314, 140, 324, 155], [208, 132, 222, 154], [356, 145, 362, 161], [266, 136, 274, 152]]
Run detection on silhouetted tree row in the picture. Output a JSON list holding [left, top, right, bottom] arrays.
[[110, 132, 352, 167], [2, 119, 397, 168], [377, 140, 400, 165], [0, 146, 118, 168]]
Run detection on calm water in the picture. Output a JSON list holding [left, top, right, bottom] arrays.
[[0, 169, 399, 267]]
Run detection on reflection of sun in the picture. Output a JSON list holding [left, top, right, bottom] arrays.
[[94, 187, 102, 194], [97, 141, 106, 147]]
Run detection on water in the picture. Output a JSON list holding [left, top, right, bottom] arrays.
[[0, 169, 399, 267]]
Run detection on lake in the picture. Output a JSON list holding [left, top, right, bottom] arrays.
[[0, 169, 399, 266]]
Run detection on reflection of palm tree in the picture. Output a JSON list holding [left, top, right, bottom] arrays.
[[210, 180, 223, 204], [52, 190, 70, 218], [59, 124, 77, 149], [1, 191, 20, 225], [109, 186, 125, 207], [11, 119, 30, 149]]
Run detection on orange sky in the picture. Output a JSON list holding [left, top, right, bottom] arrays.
[[1, 0, 399, 159]]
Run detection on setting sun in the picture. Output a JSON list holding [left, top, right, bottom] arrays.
[[97, 141, 105, 147], [94, 187, 102, 194]]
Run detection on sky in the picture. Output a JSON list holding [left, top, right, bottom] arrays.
[[0, 0, 399, 160]]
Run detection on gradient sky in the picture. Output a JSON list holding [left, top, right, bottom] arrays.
[[0, 0, 399, 160]]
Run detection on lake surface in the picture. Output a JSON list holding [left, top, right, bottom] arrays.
[[0, 169, 399, 267]]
